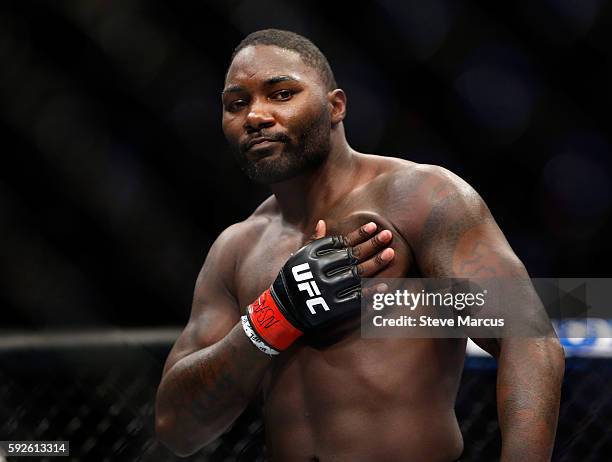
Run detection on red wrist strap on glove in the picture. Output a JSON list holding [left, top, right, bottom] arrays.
[[247, 288, 303, 351]]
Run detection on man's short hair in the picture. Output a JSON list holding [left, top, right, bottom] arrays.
[[230, 29, 338, 91]]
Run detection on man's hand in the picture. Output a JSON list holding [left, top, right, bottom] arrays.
[[243, 221, 394, 354]]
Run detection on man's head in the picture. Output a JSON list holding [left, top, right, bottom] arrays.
[[222, 29, 346, 184]]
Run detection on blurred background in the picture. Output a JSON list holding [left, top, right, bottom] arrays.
[[1, 0, 611, 461]]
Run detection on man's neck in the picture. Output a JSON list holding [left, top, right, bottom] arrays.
[[270, 138, 359, 231]]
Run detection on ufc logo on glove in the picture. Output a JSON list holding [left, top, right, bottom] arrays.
[[292, 262, 330, 314]]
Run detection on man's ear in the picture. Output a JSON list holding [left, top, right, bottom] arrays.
[[327, 89, 347, 125]]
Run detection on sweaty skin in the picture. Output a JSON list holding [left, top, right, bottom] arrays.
[[156, 44, 564, 461]]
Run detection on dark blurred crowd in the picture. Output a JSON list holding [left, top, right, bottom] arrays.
[[1, 0, 611, 328]]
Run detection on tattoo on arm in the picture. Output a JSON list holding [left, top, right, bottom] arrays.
[[419, 189, 493, 277], [457, 241, 498, 277], [166, 328, 260, 424], [416, 173, 564, 460], [497, 340, 564, 459]]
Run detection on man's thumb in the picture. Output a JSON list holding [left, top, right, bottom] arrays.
[[312, 219, 326, 240]]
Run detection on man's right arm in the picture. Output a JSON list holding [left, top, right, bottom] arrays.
[[155, 224, 269, 456], [155, 221, 395, 456]]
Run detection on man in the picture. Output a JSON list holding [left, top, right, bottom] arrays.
[[155, 29, 564, 461]]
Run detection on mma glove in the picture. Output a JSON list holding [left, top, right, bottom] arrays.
[[241, 236, 361, 355]]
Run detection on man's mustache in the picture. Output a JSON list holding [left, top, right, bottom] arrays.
[[240, 132, 290, 153]]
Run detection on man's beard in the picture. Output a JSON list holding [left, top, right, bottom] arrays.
[[235, 113, 331, 184]]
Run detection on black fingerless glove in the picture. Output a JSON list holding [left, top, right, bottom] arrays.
[[243, 236, 361, 354]]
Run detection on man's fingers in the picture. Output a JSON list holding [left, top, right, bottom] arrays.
[[356, 247, 395, 277], [361, 282, 389, 299], [342, 222, 378, 247], [351, 230, 393, 261]]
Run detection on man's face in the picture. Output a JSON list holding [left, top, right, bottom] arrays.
[[222, 45, 331, 184]]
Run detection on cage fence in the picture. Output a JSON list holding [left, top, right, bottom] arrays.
[[0, 330, 610, 462]]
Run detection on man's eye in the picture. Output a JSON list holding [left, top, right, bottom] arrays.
[[271, 90, 293, 101], [227, 100, 247, 111]]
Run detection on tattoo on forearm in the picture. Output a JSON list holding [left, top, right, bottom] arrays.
[[497, 341, 563, 456], [169, 337, 247, 422]]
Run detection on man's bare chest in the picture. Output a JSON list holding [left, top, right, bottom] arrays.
[[234, 207, 415, 309]]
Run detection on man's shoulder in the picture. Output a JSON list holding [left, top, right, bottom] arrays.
[[366, 155, 472, 199], [365, 156, 487, 239], [214, 196, 278, 248]]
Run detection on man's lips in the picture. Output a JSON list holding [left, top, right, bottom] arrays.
[[242, 136, 288, 159], [246, 137, 282, 150]]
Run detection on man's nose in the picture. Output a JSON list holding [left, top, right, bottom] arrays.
[[245, 101, 275, 131]]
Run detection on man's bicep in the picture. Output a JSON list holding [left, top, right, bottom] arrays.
[[415, 169, 526, 279], [163, 232, 242, 375], [164, 296, 239, 375], [447, 221, 528, 278], [414, 171, 535, 357]]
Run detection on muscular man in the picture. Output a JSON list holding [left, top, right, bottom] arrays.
[[155, 29, 564, 461]]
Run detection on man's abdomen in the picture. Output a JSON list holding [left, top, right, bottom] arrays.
[[262, 337, 466, 462]]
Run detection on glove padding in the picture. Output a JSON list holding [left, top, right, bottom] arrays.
[[272, 235, 361, 331], [246, 236, 361, 352]]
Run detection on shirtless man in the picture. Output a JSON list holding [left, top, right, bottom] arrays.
[[155, 29, 565, 461]]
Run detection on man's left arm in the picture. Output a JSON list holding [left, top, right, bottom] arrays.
[[411, 166, 565, 462]]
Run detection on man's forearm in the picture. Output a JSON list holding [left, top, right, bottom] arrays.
[[155, 322, 272, 456], [497, 337, 565, 462]]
